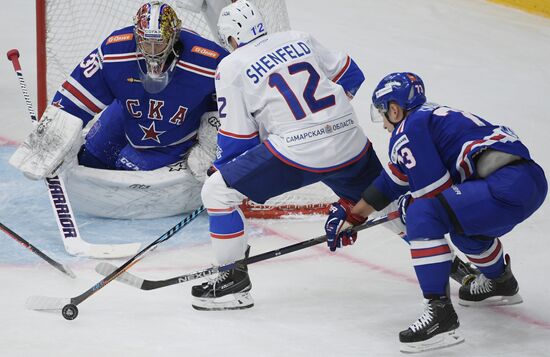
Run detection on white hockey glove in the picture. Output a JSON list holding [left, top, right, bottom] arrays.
[[187, 111, 220, 182], [9, 105, 84, 180]]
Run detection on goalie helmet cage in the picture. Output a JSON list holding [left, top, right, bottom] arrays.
[[35, 0, 337, 219]]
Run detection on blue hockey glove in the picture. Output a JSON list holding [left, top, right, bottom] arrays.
[[324, 198, 367, 252]]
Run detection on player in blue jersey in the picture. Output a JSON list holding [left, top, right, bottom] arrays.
[[190, 0, 385, 311], [328, 72, 547, 353], [10, 1, 228, 180]]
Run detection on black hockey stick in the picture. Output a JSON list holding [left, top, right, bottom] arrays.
[[25, 206, 205, 320], [0, 222, 75, 278], [6, 48, 141, 258], [95, 211, 401, 291]]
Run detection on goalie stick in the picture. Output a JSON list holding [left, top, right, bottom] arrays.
[[95, 211, 401, 291], [0, 222, 75, 278], [6, 48, 141, 258], [25, 206, 205, 319]]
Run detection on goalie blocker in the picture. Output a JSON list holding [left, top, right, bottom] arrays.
[[10, 105, 83, 180]]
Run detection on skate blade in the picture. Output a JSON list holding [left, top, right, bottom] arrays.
[[400, 329, 465, 354], [192, 292, 254, 311], [458, 293, 523, 307]]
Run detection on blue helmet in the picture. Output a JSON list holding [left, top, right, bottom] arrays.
[[370, 72, 426, 122]]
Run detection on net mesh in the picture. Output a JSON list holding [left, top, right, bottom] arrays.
[[41, 0, 337, 218], [43, 0, 291, 100]]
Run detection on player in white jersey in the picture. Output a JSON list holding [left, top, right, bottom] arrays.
[[191, 0, 384, 311]]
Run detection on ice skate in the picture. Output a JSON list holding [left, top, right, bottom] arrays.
[[191, 247, 253, 311], [450, 255, 480, 285], [459, 254, 522, 307], [399, 298, 464, 354]]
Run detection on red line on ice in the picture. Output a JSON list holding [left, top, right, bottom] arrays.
[[0, 136, 18, 146], [256, 222, 550, 330]]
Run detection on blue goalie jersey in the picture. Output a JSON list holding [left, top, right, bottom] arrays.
[[51, 26, 228, 150], [373, 104, 532, 201]]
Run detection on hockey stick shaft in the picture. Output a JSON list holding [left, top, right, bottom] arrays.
[[97, 211, 401, 290], [67, 206, 205, 306], [6, 49, 140, 258], [0, 222, 75, 278]]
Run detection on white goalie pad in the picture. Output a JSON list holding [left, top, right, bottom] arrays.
[[9, 105, 83, 180], [187, 111, 220, 182], [62, 160, 203, 219]]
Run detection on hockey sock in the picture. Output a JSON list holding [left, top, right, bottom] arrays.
[[410, 238, 453, 297]]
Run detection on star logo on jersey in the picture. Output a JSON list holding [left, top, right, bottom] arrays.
[[139, 122, 166, 143]]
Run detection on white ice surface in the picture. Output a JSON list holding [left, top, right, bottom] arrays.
[[1, 1, 550, 356]]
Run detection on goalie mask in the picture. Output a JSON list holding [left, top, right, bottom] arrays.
[[134, 1, 181, 93], [217, 0, 266, 51]]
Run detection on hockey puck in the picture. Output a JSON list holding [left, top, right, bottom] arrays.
[[62, 304, 79, 320]]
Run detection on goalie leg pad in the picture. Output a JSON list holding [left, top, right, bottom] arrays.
[[9, 105, 83, 180]]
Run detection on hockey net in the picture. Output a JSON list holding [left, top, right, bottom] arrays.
[[37, 0, 337, 219]]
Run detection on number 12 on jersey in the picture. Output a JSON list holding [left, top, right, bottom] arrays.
[[268, 61, 335, 120]]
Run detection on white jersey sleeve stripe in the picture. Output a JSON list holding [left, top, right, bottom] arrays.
[[102, 52, 143, 63], [67, 77, 108, 110], [411, 171, 452, 198], [58, 86, 97, 116], [387, 163, 409, 186], [176, 60, 216, 78], [59, 78, 107, 116]]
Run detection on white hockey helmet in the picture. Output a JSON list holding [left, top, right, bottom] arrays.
[[217, 0, 266, 51]]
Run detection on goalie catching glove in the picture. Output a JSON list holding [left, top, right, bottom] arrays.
[[324, 198, 367, 252], [9, 105, 83, 180]]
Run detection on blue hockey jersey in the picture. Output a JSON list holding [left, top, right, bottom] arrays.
[[373, 104, 532, 201], [52, 26, 228, 149]]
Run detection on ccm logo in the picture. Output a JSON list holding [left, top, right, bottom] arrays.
[[129, 184, 150, 190]]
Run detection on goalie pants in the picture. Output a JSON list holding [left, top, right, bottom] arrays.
[[201, 141, 382, 264], [405, 160, 547, 298]]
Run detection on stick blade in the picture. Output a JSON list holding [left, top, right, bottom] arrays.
[[95, 262, 144, 289], [66, 242, 142, 259], [59, 264, 76, 279], [25, 295, 70, 311]]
